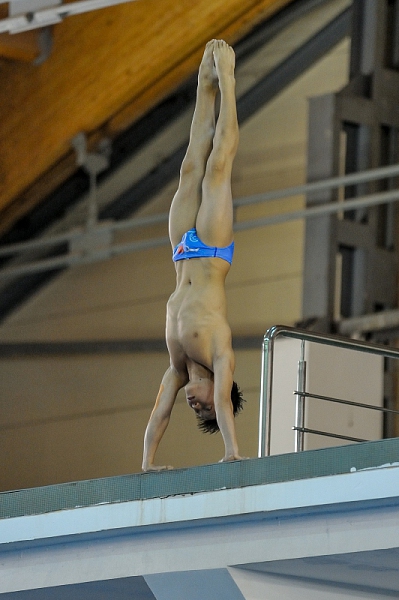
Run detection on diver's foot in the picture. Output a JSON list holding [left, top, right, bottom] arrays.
[[213, 39, 235, 82], [198, 39, 218, 90]]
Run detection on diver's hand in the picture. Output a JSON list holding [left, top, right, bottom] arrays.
[[142, 463, 174, 472], [219, 454, 248, 463]]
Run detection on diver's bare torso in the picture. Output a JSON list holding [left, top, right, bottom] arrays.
[[166, 257, 233, 376]]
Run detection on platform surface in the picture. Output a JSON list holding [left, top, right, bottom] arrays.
[[1, 439, 399, 598]]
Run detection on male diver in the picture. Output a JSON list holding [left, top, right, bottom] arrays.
[[142, 40, 245, 471]]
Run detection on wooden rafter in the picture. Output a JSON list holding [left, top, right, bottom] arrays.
[[0, 0, 292, 236]]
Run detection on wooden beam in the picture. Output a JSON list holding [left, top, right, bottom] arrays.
[[0, 30, 43, 62], [0, 0, 292, 236]]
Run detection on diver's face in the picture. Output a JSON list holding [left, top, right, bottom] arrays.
[[185, 380, 215, 420]]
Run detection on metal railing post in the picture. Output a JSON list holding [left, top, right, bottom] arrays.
[[295, 340, 307, 452], [258, 333, 275, 457]]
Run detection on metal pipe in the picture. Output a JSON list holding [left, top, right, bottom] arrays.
[[292, 426, 367, 444], [234, 188, 399, 231], [0, 253, 83, 278], [1, 164, 399, 259], [108, 236, 170, 258], [3, 187, 399, 279], [0, 214, 169, 258], [234, 162, 399, 208], [338, 308, 399, 335], [0, 229, 85, 257], [0, 237, 170, 279], [294, 391, 399, 415], [265, 325, 399, 360], [294, 340, 307, 452], [109, 212, 169, 232], [88, 171, 98, 228], [258, 334, 274, 458]]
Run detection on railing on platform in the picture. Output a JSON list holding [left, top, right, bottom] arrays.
[[258, 325, 399, 457]]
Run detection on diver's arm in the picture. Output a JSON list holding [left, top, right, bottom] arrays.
[[213, 352, 242, 462], [142, 366, 188, 471]]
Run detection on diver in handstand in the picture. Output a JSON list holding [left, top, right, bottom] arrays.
[[142, 39, 245, 471]]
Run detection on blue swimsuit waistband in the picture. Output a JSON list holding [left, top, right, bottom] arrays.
[[172, 228, 234, 265]]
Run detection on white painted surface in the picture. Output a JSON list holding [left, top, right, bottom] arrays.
[[305, 342, 383, 449], [1, 464, 399, 546], [269, 338, 383, 455], [1, 465, 399, 593]]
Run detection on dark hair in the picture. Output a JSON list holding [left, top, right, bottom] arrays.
[[196, 381, 245, 434]]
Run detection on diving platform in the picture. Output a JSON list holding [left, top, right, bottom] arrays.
[[1, 438, 399, 598]]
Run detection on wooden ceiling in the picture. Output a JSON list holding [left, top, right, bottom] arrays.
[[0, 0, 292, 238]]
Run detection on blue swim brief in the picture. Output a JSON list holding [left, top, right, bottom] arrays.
[[172, 228, 234, 265]]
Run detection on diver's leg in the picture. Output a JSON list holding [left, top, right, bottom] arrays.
[[196, 40, 238, 248], [168, 40, 218, 248]]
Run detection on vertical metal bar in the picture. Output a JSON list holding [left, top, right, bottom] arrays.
[[88, 171, 98, 228], [295, 340, 307, 452], [258, 335, 274, 457]]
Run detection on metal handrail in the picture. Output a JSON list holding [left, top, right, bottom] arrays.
[[2, 163, 399, 279], [292, 390, 399, 445], [2, 163, 399, 259], [292, 426, 367, 444], [293, 390, 399, 415], [0, 164, 399, 256], [258, 325, 399, 457]]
